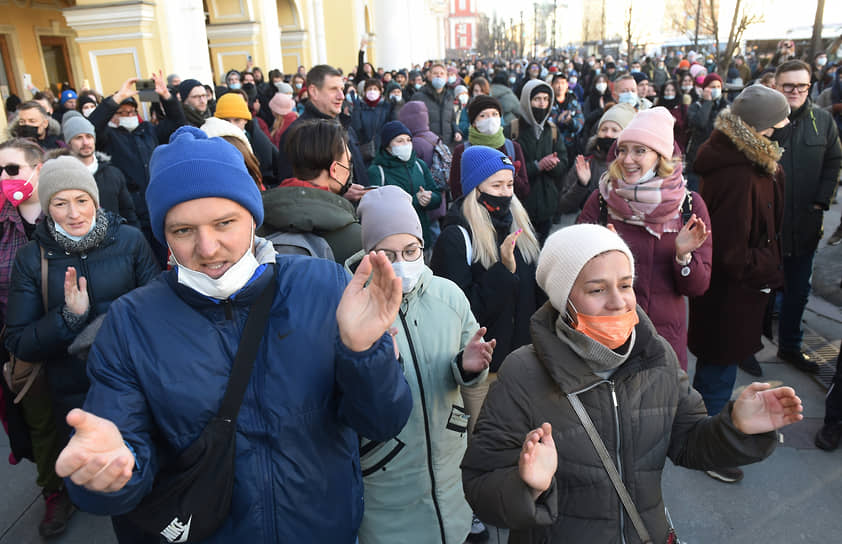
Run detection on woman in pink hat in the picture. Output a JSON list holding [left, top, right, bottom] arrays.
[[579, 106, 712, 371]]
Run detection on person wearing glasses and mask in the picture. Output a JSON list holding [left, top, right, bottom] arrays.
[[771, 60, 842, 374], [261, 119, 363, 265], [348, 185, 491, 544]]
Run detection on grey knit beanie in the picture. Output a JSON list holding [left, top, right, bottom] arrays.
[[39, 156, 100, 212], [357, 185, 423, 252], [536, 224, 635, 313], [62, 115, 95, 143], [730, 84, 790, 132]]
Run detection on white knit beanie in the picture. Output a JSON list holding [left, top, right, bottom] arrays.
[[536, 224, 635, 313]]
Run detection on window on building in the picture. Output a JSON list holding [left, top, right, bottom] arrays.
[[40, 36, 73, 89], [0, 35, 17, 100]]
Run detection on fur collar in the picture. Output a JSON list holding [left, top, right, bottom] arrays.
[[713, 110, 782, 175]]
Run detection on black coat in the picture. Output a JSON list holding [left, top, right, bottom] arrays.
[[93, 154, 139, 227], [430, 198, 544, 372], [408, 84, 457, 146], [777, 100, 842, 256], [276, 100, 370, 186], [247, 120, 280, 187], [4, 212, 159, 440]]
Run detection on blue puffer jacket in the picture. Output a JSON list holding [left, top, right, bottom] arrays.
[[67, 256, 413, 543], [351, 97, 393, 151]]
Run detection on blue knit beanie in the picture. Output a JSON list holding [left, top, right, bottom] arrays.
[[146, 125, 264, 244], [460, 145, 515, 196], [380, 121, 412, 149]]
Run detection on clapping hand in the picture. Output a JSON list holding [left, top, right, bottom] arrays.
[[519, 423, 557, 501], [417, 186, 432, 207], [538, 152, 560, 171], [732, 383, 803, 434], [64, 267, 89, 317], [500, 228, 523, 274], [462, 327, 495, 373], [336, 252, 403, 352], [674, 214, 709, 263], [574, 155, 591, 186], [55, 409, 134, 493]]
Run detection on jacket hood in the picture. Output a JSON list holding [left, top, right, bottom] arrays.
[[696, 110, 782, 176], [529, 302, 660, 393], [398, 101, 430, 134], [7, 115, 62, 140], [260, 185, 358, 234], [519, 80, 554, 129]]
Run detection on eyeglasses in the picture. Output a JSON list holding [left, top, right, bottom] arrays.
[[189, 93, 209, 101], [0, 164, 24, 176], [780, 83, 810, 94], [374, 244, 424, 263]]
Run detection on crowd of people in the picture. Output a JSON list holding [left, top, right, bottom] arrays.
[[0, 37, 839, 543]]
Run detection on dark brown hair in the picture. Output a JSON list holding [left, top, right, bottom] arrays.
[[283, 119, 348, 181], [0, 138, 46, 165], [775, 59, 812, 78]]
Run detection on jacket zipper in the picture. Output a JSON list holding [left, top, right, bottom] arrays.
[[398, 309, 446, 544], [609, 381, 626, 544], [78, 253, 96, 309]]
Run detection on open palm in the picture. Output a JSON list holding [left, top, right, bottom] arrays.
[[519, 423, 557, 499]]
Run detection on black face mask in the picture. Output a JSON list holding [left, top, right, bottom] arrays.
[[17, 125, 40, 140], [531, 107, 549, 123], [477, 191, 513, 221], [771, 123, 793, 143], [331, 162, 354, 196], [595, 137, 616, 153]]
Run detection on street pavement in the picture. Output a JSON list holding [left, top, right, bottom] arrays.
[[2, 203, 841, 544]]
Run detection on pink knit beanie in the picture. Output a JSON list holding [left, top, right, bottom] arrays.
[[617, 106, 675, 159], [269, 93, 294, 116], [689, 64, 707, 79]]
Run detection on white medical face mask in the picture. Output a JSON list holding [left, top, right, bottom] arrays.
[[595, 82, 608, 93], [392, 258, 425, 293], [618, 91, 638, 107], [118, 116, 139, 131], [475, 116, 501, 135], [710, 88, 722, 100], [82, 105, 96, 117], [390, 143, 413, 162], [172, 227, 260, 300], [55, 214, 96, 242], [365, 90, 380, 101], [458, 94, 468, 105]]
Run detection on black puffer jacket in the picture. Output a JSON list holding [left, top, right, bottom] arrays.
[[4, 212, 159, 439], [408, 84, 457, 145], [462, 304, 778, 544], [777, 100, 842, 256], [430, 197, 544, 372]]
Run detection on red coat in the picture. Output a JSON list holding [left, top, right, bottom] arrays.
[[688, 112, 785, 363], [579, 188, 713, 370]]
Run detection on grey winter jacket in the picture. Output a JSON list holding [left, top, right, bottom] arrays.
[[490, 83, 524, 126], [462, 304, 777, 544], [409, 84, 456, 145]]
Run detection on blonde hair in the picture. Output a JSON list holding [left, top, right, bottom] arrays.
[[462, 190, 540, 269], [607, 154, 679, 182]]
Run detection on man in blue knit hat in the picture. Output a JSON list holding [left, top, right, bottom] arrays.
[[54, 126, 413, 543]]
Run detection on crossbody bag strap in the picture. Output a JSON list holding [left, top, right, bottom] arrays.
[[567, 393, 653, 544], [9, 246, 50, 404], [217, 269, 277, 422]]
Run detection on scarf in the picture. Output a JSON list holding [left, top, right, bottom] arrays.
[[47, 208, 109, 253], [468, 125, 505, 149], [555, 313, 635, 375], [598, 161, 687, 238], [364, 96, 382, 108], [184, 103, 211, 127]]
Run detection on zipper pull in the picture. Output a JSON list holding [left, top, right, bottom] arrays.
[[610, 383, 618, 408]]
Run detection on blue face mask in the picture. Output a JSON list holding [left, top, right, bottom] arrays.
[[509, 76, 516, 85], [431, 77, 446, 90], [229, 82, 241, 90], [55, 214, 96, 242], [414, 82, 423, 90], [618, 91, 639, 107]]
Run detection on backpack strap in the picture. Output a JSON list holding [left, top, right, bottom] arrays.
[[376, 165, 385, 186], [457, 226, 472, 266], [598, 193, 608, 227], [415, 161, 424, 177], [503, 138, 515, 160]]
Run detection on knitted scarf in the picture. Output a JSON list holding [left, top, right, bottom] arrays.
[[598, 161, 686, 239], [468, 126, 505, 149], [47, 208, 109, 253]]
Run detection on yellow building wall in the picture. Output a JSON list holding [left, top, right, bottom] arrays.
[[277, 0, 309, 73], [0, 0, 79, 96], [323, 1, 361, 73]]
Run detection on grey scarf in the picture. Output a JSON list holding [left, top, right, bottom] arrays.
[[48, 208, 109, 254], [555, 313, 635, 376]]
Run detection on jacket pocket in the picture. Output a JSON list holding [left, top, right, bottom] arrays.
[[360, 437, 406, 476]]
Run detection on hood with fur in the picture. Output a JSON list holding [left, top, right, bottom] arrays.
[[706, 109, 783, 176], [6, 114, 62, 141]]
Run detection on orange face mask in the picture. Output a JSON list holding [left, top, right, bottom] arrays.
[[571, 307, 639, 349]]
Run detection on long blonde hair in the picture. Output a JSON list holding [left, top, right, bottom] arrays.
[[462, 189, 541, 269]]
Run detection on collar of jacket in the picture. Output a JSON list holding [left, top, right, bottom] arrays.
[[714, 110, 783, 175], [529, 302, 662, 393], [32, 209, 124, 253], [165, 252, 276, 310], [789, 98, 812, 121], [303, 99, 334, 120]]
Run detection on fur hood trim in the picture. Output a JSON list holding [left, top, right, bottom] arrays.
[[6, 115, 62, 140], [714, 109, 782, 176]]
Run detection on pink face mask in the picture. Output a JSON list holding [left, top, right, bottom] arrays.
[[1, 169, 36, 207]]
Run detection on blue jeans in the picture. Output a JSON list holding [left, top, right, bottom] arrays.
[[693, 361, 738, 416], [778, 253, 815, 353]]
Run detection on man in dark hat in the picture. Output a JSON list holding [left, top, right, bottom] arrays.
[[177, 78, 211, 127]]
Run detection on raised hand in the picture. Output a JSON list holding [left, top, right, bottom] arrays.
[[674, 213, 710, 263], [55, 409, 134, 493], [732, 383, 803, 435], [462, 327, 496, 373], [151, 69, 171, 100], [519, 423, 557, 501], [417, 186, 432, 207], [336, 252, 403, 352], [500, 228, 523, 274], [574, 155, 591, 185], [64, 267, 89, 316], [114, 77, 139, 104]]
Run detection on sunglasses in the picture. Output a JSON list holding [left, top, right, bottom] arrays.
[[0, 164, 24, 176]]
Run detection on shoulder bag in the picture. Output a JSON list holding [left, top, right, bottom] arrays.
[[125, 271, 277, 543]]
